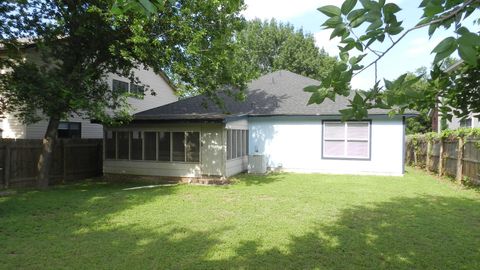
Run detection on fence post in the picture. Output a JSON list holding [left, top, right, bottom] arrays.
[[438, 138, 444, 177], [426, 140, 431, 172], [413, 145, 418, 166], [62, 140, 67, 184], [4, 145, 10, 189], [455, 137, 464, 184]]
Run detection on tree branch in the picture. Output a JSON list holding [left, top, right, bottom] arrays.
[[353, 0, 478, 78]]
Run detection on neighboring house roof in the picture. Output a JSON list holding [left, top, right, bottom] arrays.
[[135, 70, 417, 121]]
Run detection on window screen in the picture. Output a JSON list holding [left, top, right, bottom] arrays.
[[105, 131, 116, 159], [172, 132, 185, 162], [158, 132, 171, 161], [130, 131, 143, 160], [58, 122, 81, 138], [460, 118, 472, 128], [117, 131, 129, 159], [227, 130, 232, 160], [130, 83, 144, 95], [323, 122, 370, 159], [144, 132, 157, 161], [112, 79, 129, 93], [236, 130, 242, 158], [186, 132, 200, 162]]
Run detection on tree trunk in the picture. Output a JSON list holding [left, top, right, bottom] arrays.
[[37, 116, 60, 189]]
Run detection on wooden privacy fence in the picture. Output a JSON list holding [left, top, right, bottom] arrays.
[[0, 139, 103, 189], [406, 137, 480, 185]]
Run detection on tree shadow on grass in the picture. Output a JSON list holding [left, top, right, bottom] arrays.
[[232, 172, 286, 186], [212, 195, 480, 269], [1, 184, 480, 269]]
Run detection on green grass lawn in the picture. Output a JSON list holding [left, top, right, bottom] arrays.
[[1, 168, 479, 269]]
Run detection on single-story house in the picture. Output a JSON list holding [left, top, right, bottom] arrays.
[[103, 70, 416, 179]]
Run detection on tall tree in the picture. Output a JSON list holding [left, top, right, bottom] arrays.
[[234, 19, 338, 81], [0, 0, 249, 188], [307, 0, 480, 120]]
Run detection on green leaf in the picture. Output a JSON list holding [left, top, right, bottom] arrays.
[[139, 0, 156, 14], [383, 3, 401, 14], [304, 85, 321, 93], [432, 37, 458, 64], [432, 37, 457, 53], [428, 23, 438, 36], [386, 26, 404, 35], [458, 32, 480, 47], [350, 15, 367, 28], [318, 5, 342, 17], [340, 51, 349, 61], [322, 16, 343, 28], [353, 92, 363, 105], [424, 2, 444, 17], [458, 44, 477, 66], [347, 9, 367, 21], [341, 0, 358, 15], [307, 91, 327, 105], [330, 24, 347, 39], [355, 42, 363, 51], [367, 19, 383, 31]]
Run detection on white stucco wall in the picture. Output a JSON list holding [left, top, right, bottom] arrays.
[[249, 116, 405, 176]]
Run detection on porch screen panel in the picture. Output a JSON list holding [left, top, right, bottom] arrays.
[[232, 130, 237, 159], [227, 130, 232, 160], [172, 132, 185, 161], [105, 131, 116, 159], [130, 131, 143, 160], [117, 131, 129, 159], [236, 130, 242, 158], [144, 132, 157, 161], [186, 132, 200, 162], [158, 132, 171, 161]]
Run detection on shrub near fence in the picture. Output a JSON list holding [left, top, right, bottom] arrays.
[[406, 130, 480, 186], [0, 139, 103, 189]]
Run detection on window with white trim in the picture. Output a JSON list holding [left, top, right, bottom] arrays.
[[323, 121, 370, 159]]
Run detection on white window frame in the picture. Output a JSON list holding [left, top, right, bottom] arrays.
[[322, 121, 371, 160]]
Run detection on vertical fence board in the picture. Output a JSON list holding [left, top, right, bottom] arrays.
[[406, 137, 480, 185], [0, 139, 102, 189]]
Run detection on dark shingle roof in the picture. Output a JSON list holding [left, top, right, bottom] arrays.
[[135, 70, 414, 121]]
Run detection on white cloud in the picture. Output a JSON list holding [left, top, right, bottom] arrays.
[[242, 0, 343, 21], [314, 30, 341, 56], [406, 37, 442, 57]]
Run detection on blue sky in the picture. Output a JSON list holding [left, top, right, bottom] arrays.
[[242, 0, 479, 90]]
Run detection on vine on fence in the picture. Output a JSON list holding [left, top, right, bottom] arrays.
[[406, 128, 480, 186]]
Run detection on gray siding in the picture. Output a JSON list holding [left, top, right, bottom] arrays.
[[226, 156, 248, 177], [1, 113, 26, 139]]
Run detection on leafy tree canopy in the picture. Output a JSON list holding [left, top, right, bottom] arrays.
[[0, 0, 248, 188], [234, 19, 338, 82], [308, 0, 480, 120]]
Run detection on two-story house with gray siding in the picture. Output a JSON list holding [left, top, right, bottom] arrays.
[[0, 66, 177, 139]]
